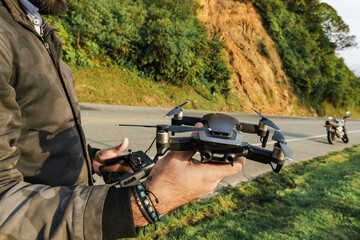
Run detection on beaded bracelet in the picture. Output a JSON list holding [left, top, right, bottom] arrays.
[[135, 183, 163, 223], [132, 186, 154, 224], [135, 183, 163, 222]]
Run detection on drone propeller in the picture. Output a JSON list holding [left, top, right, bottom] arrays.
[[272, 131, 293, 161], [165, 101, 189, 117], [116, 123, 156, 128], [252, 108, 280, 130], [116, 123, 207, 133]]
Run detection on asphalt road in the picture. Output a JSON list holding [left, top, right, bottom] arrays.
[[80, 103, 360, 189]]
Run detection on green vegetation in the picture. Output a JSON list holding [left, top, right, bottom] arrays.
[[46, 0, 360, 116], [137, 145, 360, 239], [73, 67, 360, 117], [72, 67, 243, 112], [45, 0, 231, 92], [251, 0, 360, 114]]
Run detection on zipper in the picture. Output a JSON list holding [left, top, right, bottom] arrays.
[[50, 38, 94, 185], [8, 4, 94, 184], [44, 42, 51, 54], [43, 28, 57, 55], [43, 28, 57, 42]]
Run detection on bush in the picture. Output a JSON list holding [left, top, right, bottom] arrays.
[[44, 0, 231, 90], [252, 0, 360, 110]]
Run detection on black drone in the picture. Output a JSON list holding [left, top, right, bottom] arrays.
[[103, 101, 292, 186]]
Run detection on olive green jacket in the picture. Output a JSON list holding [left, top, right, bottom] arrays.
[[0, 0, 113, 238]]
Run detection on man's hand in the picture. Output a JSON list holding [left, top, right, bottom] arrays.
[[145, 152, 245, 216], [134, 123, 246, 225], [92, 138, 133, 175]]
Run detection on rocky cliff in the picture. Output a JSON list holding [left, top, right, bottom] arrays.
[[199, 0, 300, 115]]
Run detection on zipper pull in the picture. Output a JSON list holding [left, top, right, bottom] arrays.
[[44, 42, 51, 54]]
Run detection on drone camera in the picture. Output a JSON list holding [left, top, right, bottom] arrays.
[[203, 150, 212, 160], [201, 151, 236, 164], [224, 153, 235, 163], [210, 130, 232, 138]]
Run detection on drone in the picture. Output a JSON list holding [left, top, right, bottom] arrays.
[[102, 101, 293, 186]]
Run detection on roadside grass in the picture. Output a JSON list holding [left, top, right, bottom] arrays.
[[138, 145, 360, 239], [319, 102, 360, 120], [73, 66, 245, 113], [73, 66, 360, 118]]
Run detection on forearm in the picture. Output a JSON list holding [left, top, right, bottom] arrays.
[[103, 186, 170, 230], [0, 181, 110, 239]]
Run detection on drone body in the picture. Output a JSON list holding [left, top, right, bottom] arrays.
[[116, 101, 293, 176], [182, 113, 244, 163]]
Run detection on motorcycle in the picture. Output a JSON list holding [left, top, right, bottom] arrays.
[[324, 111, 350, 144]]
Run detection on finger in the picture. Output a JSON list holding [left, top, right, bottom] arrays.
[[101, 164, 134, 173], [191, 122, 204, 137], [162, 150, 197, 163], [112, 137, 129, 155], [194, 157, 246, 180], [94, 138, 129, 164], [92, 160, 103, 175]]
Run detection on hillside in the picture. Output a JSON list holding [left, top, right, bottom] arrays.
[[50, 0, 359, 117], [198, 0, 299, 115]]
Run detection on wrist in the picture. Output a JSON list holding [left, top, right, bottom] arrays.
[[131, 182, 163, 227], [145, 175, 193, 216], [131, 191, 149, 227]]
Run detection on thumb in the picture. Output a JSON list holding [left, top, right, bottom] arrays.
[[112, 137, 129, 155], [95, 137, 130, 161]]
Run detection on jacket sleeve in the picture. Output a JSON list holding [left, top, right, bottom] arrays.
[[0, 33, 136, 239]]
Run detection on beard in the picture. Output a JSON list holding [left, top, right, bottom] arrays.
[[28, 0, 69, 15]]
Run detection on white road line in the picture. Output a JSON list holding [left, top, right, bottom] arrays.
[[253, 130, 360, 146]]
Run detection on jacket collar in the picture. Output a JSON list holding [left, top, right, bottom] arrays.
[[2, 0, 49, 36], [18, 0, 46, 36], [18, 0, 39, 16], [2, 0, 31, 25]]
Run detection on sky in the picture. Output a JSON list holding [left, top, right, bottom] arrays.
[[321, 0, 360, 76]]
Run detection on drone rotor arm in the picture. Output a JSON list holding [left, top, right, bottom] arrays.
[[245, 145, 272, 164], [236, 123, 258, 134], [245, 145, 285, 172], [171, 116, 202, 126], [166, 125, 207, 133], [155, 137, 195, 155], [237, 123, 269, 146], [166, 137, 195, 151]]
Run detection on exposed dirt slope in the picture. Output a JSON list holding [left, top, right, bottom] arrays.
[[199, 0, 301, 115]]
